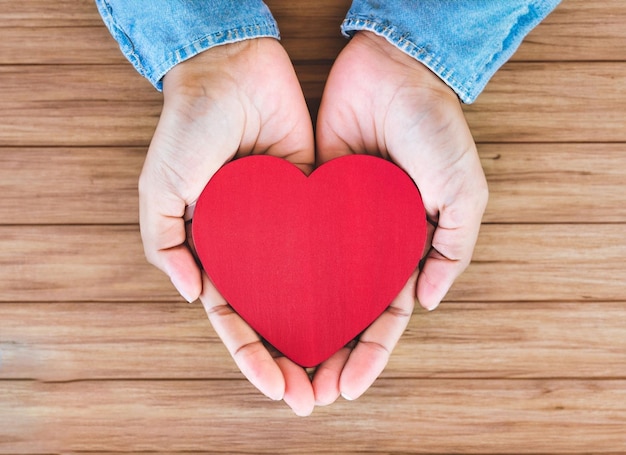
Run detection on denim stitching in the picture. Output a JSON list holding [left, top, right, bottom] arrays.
[[467, 0, 558, 101], [150, 22, 280, 91], [96, 0, 148, 79], [342, 18, 472, 103], [342, 0, 560, 103]]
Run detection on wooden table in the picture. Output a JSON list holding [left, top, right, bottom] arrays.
[[1, 1, 625, 453]]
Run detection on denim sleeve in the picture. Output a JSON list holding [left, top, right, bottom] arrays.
[[95, 0, 279, 91], [342, 0, 561, 103]]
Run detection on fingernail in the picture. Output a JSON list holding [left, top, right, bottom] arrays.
[[170, 278, 195, 303], [341, 392, 354, 401], [179, 289, 196, 304], [417, 297, 440, 312], [427, 302, 440, 312], [293, 408, 314, 417]]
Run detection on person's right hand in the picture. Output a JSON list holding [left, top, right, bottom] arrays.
[[313, 31, 489, 404], [138, 38, 316, 415]]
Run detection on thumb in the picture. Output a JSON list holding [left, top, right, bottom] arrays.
[[138, 171, 202, 303], [416, 179, 488, 310]]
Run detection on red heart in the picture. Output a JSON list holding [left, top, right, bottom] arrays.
[[192, 155, 426, 367]]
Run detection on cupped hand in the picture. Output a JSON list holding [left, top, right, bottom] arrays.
[[138, 38, 316, 415], [314, 31, 488, 404]]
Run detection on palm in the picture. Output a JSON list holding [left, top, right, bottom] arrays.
[[314, 31, 487, 402], [139, 38, 316, 415], [318, 31, 487, 309], [144, 38, 314, 217]]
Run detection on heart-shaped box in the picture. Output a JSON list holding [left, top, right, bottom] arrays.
[[192, 155, 426, 367]]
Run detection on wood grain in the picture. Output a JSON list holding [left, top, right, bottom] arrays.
[[480, 143, 626, 223], [0, 0, 101, 26], [2, 62, 624, 146], [0, 64, 160, 147], [513, 0, 626, 61], [463, 62, 626, 142], [2, 144, 624, 225], [0, 224, 623, 303], [0, 26, 128, 65], [3, 379, 626, 453], [0, 147, 144, 225], [2, 1, 626, 453], [2, 302, 625, 381], [451, 224, 626, 302], [0, 226, 179, 303]]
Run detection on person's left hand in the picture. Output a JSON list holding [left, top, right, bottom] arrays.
[[138, 38, 317, 415]]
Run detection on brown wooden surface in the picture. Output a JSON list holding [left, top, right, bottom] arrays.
[[1, 0, 626, 453]]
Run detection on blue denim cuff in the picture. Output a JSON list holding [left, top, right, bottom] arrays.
[[95, 0, 280, 91], [342, 0, 561, 103]]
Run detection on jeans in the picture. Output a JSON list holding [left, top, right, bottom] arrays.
[[342, 0, 561, 103], [95, 0, 279, 91], [95, 0, 560, 103]]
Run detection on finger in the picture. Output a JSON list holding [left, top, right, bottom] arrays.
[[311, 346, 352, 406], [138, 174, 202, 302], [275, 357, 316, 417], [423, 220, 436, 260], [417, 183, 487, 311], [417, 241, 467, 312], [199, 273, 285, 401], [417, 226, 478, 311], [161, 244, 202, 303], [339, 270, 418, 401]]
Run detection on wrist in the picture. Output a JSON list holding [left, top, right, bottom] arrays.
[[162, 38, 277, 98], [352, 31, 458, 101]]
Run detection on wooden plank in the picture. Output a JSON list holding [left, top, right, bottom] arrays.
[[2, 379, 625, 453], [0, 226, 179, 303], [480, 143, 626, 223], [0, 147, 144, 225], [2, 144, 624, 225], [0, 224, 624, 303], [1, 302, 625, 381], [0, 0, 102, 26], [0, 65, 157, 103], [0, 26, 128, 65], [2, 1, 624, 64], [0, 301, 229, 381], [236, 0, 351, 62], [513, 0, 626, 61], [450, 224, 626, 303], [0, 101, 159, 147], [2, 62, 625, 146], [464, 62, 626, 142], [395, 301, 626, 379], [0, 65, 160, 147]]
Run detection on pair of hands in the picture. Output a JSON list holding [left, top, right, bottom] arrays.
[[139, 32, 488, 416]]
